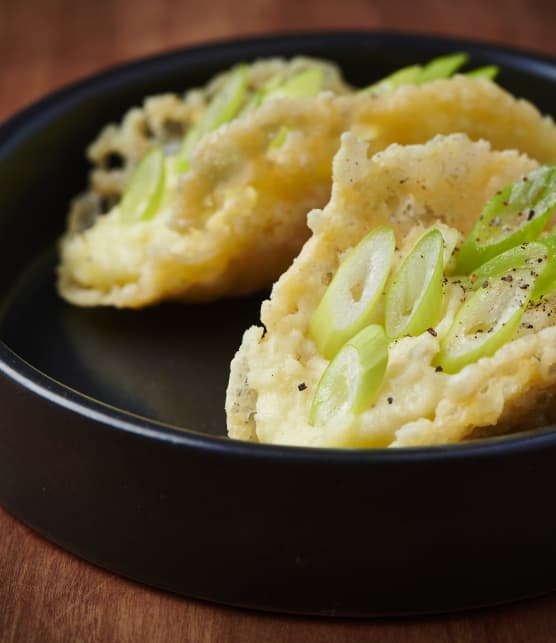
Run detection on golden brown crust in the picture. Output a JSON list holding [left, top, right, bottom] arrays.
[[58, 75, 556, 308]]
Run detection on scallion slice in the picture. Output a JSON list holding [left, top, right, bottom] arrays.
[[310, 324, 388, 427], [359, 65, 422, 95], [466, 65, 499, 80], [119, 147, 166, 223], [310, 226, 395, 359], [417, 52, 469, 84], [177, 63, 249, 171], [437, 273, 534, 373], [359, 52, 470, 95], [264, 67, 324, 100], [467, 242, 553, 299], [385, 229, 444, 338], [455, 165, 556, 274]]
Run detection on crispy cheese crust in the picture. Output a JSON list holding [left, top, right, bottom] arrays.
[[225, 134, 556, 448], [58, 74, 556, 308]]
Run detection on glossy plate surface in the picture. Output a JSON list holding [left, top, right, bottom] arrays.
[[1, 32, 556, 616]]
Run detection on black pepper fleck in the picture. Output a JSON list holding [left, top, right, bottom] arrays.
[[426, 327, 438, 337], [387, 397, 393, 405], [297, 382, 307, 391]]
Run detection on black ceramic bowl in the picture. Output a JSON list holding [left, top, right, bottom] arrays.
[[1, 32, 556, 617]]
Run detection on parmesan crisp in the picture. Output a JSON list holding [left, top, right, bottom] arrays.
[[226, 134, 556, 448]]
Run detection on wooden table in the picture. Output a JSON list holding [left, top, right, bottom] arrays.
[[1, 0, 556, 640]]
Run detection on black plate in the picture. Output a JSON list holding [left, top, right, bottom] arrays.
[[1, 32, 556, 617]]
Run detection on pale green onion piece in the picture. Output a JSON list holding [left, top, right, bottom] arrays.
[[269, 126, 291, 149], [176, 127, 197, 173], [532, 236, 556, 298], [310, 226, 395, 359], [240, 67, 324, 119], [538, 235, 556, 255], [196, 63, 249, 131], [467, 240, 556, 300], [265, 67, 324, 100], [417, 52, 469, 84], [385, 229, 444, 338], [176, 63, 249, 172], [262, 71, 285, 93], [437, 273, 534, 373], [466, 65, 499, 80], [239, 72, 284, 116], [467, 242, 548, 296], [359, 65, 422, 95], [359, 52, 468, 94], [238, 91, 262, 118], [310, 324, 388, 426], [455, 165, 556, 274], [429, 224, 462, 273], [119, 147, 166, 223]]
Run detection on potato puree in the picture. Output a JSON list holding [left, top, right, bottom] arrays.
[[58, 61, 556, 307], [226, 134, 556, 448]]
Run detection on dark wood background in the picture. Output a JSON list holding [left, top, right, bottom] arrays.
[[1, 0, 556, 640]]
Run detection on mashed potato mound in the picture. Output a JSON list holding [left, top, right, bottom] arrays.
[[226, 133, 556, 448], [58, 71, 556, 307]]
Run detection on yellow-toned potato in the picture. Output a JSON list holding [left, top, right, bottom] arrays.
[[58, 71, 556, 308], [226, 133, 556, 448]]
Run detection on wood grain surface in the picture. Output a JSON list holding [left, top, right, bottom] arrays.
[[1, 0, 556, 641]]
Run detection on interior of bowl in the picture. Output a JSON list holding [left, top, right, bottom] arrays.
[[1, 31, 556, 443]]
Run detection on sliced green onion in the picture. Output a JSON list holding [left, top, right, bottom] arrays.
[[310, 324, 388, 427], [359, 65, 422, 95], [310, 226, 395, 359], [238, 91, 262, 118], [176, 63, 249, 172], [265, 67, 324, 100], [240, 66, 325, 118], [538, 235, 556, 255], [429, 224, 461, 273], [466, 65, 499, 80], [119, 147, 166, 223], [385, 229, 444, 338], [455, 165, 556, 274], [262, 71, 285, 93], [269, 126, 291, 149], [359, 52, 470, 95], [417, 52, 469, 84], [437, 274, 534, 373], [467, 242, 549, 296], [531, 236, 556, 298]]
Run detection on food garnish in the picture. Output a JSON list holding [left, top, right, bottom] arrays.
[[437, 272, 534, 373], [360, 52, 497, 95], [309, 226, 395, 359], [176, 63, 249, 172], [455, 165, 556, 273], [310, 324, 389, 427], [119, 146, 166, 223], [385, 228, 444, 339]]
